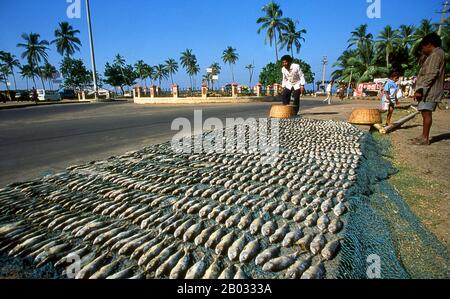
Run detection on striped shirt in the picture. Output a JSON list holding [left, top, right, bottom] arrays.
[[416, 47, 445, 103]]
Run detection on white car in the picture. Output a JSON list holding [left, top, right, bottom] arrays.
[[37, 90, 62, 101]]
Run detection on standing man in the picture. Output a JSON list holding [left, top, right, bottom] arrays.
[[324, 81, 334, 104], [281, 55, 305, 115], [411, 33, 445, 146], [31, 87, 38, 104]]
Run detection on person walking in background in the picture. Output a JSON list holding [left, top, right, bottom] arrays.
[[31, 87, 38, 104], [281, 55, 305, 115], [324, 81, 333, 104], [382, 71, 400, 126], [411, 33, 445, 146]]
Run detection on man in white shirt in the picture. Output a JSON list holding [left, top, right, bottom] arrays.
[[281, 55, 305, 115], [324, 81, 334, 105]]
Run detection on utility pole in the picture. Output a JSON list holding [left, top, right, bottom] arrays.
[[321, 56, 328, 92], [438, 0, 449, 36], [86, 0, 98, 101]]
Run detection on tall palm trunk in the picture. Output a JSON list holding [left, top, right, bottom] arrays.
[[274, 32, 279, 62], [170, 73, 174, 85], [11, 71, 17, 91], [230, 64, 235, 83], [26, 78, 29, 90], [386, 50, 389, 69]]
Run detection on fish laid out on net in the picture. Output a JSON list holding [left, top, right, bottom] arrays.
[[0, 118, 405, 279]]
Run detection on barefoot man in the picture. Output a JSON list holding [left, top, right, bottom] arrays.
[[412, 33, 445, 145], [281, 55, 305, 115]]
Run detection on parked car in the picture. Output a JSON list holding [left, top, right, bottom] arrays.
[[37, 89, 61, 101], [59, 88, 76, 99], [15, 91, 30, 101]]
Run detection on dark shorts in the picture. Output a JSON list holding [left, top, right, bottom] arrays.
[[418, 101, 438, 112]]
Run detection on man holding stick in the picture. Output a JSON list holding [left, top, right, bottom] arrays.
[[411, 33, 446, 146]]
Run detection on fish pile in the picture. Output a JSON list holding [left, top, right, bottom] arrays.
[[0, 118, 364, 279]]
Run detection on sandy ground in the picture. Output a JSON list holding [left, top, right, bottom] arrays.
[[301, 98, 449, 250]]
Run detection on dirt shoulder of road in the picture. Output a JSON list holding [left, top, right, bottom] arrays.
[[301, 98, 449, 251]]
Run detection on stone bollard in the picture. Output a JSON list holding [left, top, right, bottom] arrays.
[[82, 91, 86, 100], [150, 85, 157, 98], [256, 83, 263, 97], [172, 84, 179, 98], [232, 83, 238, 98], [201, 84, 208, 99], [273, 84, 280, 96], [266, 86, 272, 96]]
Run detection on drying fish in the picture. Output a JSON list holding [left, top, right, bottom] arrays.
[[328, 218, 343, 234], [282, 227, 303, 248], [239, 239, 260, 263], [255, 246, 281, 267], [284, 255, 312, 279], [262, 252, 299, 272], [215, 231, 235, 256], [169, 247, 192, 279], [317, 214, 331, 232], [310, 234, 327, 255], [322, 239, 341, 261], [228, 234, 247, 262], [269, 224, 290, 244], [185, 255, 208, 279], [301, 262, 326, 279], [203, 256, 222, 279], [261, 221, 277, 237]]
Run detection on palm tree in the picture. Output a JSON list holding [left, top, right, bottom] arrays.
[[376, 25, 400, 68], [17, 33, 49, 89], [0, 51, 21, 91], [209, 62, 221, 90], [348, 24, 373, 49], [41, 62, 57, 90], [135, 60, 148, 86], [410, 19, 437, 57], [154, 64, 169, 88], [399, 25, 416, 50], [165, 58, 179, 85], [20, 64, 35, 90], [52, 22, 81, 57], [280, 18, 307, 58], [0, 64, 12, 91], [257, 1, 288, 62], [245, 64, 255, 87], [222, 47, 239, 83], [180, 49, 197, 89]]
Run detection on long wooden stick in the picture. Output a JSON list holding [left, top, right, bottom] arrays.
[[375, 111, 419, 134]]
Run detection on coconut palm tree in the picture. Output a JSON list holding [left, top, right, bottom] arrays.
[[41, 62, 57, 90], [222, 46, 239, 83], [17, 33, 49, 89], [135, 60, 148, 86], [52, 22, 82, 58], [410, 19, 437, 57], [245, 64, 255, 87], [257, 1, 288, 62], [209, 62, 221, 90], [348, 24, 373, 49], [0, 51, 21, 91], [399, 25, 416, 50], [0, 64, 11, 91], [180, 49, 197, 89], [280, 18, 307, 58], [376, 25, 400, 68], [165, 58, 179, 85], [20, 64, 35, 90], [154, 64, 169, 88]]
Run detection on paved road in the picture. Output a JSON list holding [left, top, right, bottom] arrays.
[[0, 100, 323, 186]]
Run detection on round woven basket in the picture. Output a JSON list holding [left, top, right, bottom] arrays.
[[348, 108, 382, 125], [269, 105, 296, 119]]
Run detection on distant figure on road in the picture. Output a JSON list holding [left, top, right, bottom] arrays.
[[324, 81, 333, 105], [31, 87, 38, 103], [382, 71, 400, 126], [281, 55, 305, 115], [411, 33, 445, 146]]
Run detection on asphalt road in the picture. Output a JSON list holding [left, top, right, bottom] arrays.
[[0, 100, 322, 187]]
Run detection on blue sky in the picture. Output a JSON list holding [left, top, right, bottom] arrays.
[[0, 0, 443, 90]]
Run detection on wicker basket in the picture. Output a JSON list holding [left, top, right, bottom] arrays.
[[348, 108, 382, 125], [269, 105, 296, 119]]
